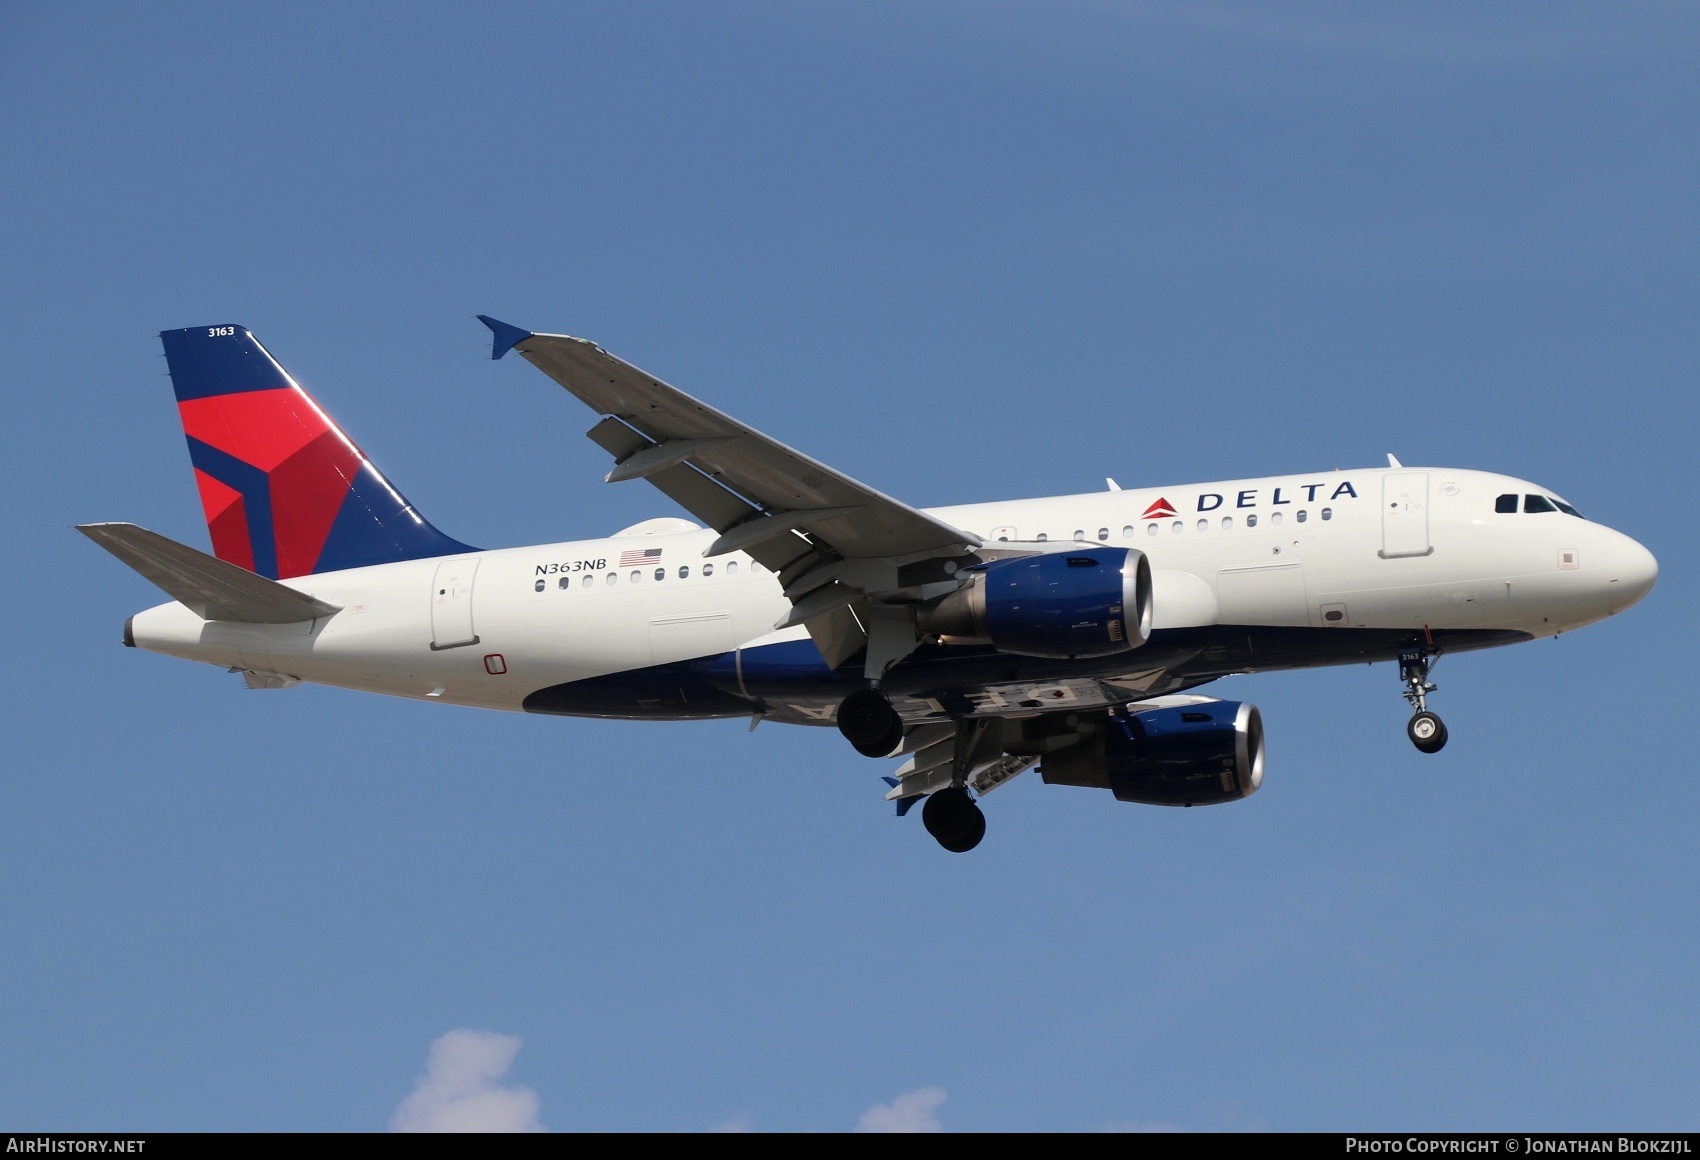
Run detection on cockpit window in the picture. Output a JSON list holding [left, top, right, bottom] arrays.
[[1551, 497, 1586, 519], [1495, 494, 1518, 513], [1524, 494, 1557, 514]]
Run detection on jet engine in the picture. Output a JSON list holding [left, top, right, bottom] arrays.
[[1041, 698, 1264, 806], [918, 547, 1152, 659]]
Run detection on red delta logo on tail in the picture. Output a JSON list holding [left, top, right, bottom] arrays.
[[180, 388, 365, 578], [162, 325, 473, 580], [1140, 497, 1177, 519]]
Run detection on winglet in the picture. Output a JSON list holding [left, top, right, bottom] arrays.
[[476, 315, 533, 360]]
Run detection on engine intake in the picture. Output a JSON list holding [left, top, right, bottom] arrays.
[[1041, 698, 1264, 806], [919, 547, 1152, 659]]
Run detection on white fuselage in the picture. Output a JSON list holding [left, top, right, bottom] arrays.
[[126, 466, 1657, 716]]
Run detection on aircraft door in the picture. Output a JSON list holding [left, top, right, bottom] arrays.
[[1381, 472, 1431, 558], [430, 558, 481, 650]]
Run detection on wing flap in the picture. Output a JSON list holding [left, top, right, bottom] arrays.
[[78, 522, 341, 623]]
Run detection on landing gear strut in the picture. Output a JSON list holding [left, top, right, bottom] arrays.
[[837, 688, 903, 758], [1399, 646, 1447, 754]]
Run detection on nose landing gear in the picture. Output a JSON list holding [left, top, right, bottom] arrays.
[[1399, 646, 1447, 753]]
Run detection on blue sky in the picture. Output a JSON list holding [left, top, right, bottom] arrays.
[[2, 2, 1696, 1131]]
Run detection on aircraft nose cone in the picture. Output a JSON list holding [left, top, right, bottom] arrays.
[[1606, 534, 1658, 611]]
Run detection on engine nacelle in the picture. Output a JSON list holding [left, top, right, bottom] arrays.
[[918, 547, 1152, 659], [1041, 698, 1264, 806]]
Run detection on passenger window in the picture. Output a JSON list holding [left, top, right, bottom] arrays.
[[1037, 533, 1048, 542], [703, 563, 715, 577], [753, 561, 765, 572], [1196, 519, 1208, 532], [1171, 520, 1183, 534], [1221, 516, 1233, 530], [654, 568, 666, 581], [1524, 494, 1556, 514], [581, 574, 593, 588], [535, 579, 546, 592], [1271, 512, 1283, 525], [727, 561, 739, 574], [678, 565, 691, 579], [1123, 525, 1135, 538], [1296, 510, 1307, 523], [1246, 513, 1258, 528], [1073, 530, 1086, 542], [1145, 524, 1158, 537], [1321, 508, 1332, 521], [1495, 494, 1519, 514], [606, 572, 618, 586], [558, 577, 570, 590], [630, 570, 641, 583], [1098, 528, 1109, 541]]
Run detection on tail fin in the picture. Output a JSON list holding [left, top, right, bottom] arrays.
[[161, 324, 476, 579]]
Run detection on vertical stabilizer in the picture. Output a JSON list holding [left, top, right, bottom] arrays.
[[161, 325, 475, 579]]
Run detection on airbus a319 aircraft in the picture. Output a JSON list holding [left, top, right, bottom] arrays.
[[81, 320, 1659, 852]]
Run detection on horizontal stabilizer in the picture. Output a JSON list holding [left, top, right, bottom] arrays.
[[77, 523, 341, 623]]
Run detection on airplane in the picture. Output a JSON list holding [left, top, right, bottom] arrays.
[[79, 320, 1659, 853]]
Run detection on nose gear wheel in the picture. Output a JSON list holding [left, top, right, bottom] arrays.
[[1407, 710, 1448, 753]]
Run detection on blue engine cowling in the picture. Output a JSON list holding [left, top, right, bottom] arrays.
[[918, 546, 1152, 659], [1039, 698, 1265, 806]]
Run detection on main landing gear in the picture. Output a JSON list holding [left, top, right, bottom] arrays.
[[837, 687, 904, 758], [838, 689, 988, 853], [922, 786, 986, 854], [1399, 647, 1448, 754]]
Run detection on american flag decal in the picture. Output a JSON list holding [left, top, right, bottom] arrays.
[[619, 547, 664, 567]]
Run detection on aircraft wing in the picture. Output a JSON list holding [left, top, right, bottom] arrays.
[[481, 319, 978, 567]]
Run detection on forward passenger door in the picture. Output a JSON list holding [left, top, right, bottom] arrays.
[[1381, 473, 1431, 559]]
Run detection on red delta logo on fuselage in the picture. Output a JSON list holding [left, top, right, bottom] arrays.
[[1141, 497, 1177, 519]]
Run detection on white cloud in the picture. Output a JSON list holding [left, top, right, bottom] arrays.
[[391, 1029, 544, 1133], [855, 1087, 947, 1133]]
